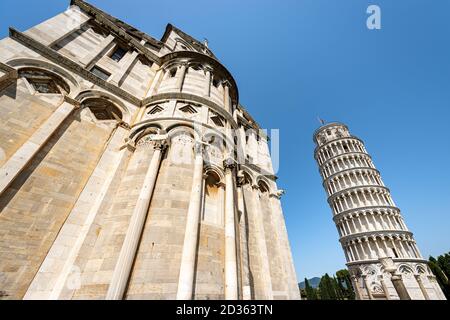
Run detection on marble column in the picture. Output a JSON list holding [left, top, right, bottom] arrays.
[[362, 275, 373, 300], [175, 63, 187, 92], [176, 142, 204, 300], [415, 275, 430, 300], [106, 136, 167, 300], [203, 67, 212, 97], [223, 81, 232, 114], [223, 158, 238, 300], [351, 275, 362, 300], [252, 185, 273, 299], [390, 274, 411, 300], [236, 182, 251, 300]]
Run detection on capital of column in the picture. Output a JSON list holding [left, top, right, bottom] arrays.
[[223, 157, 236, 171], [222, 80, 232, 89], [251, 184, 260, 190], [204, 65, 214, 73], [136, 134, 169, 150]]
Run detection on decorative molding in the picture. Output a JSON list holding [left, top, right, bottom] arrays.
[[64, 95, 81, 108], [9, 28, 141, 106], [141, 92, 238, 129], [269, 189, 285, 199], [327, 184, 391, 202], [71, 0, 162, 64], [314, 135, 365, 154], [240, 163, 277, 181], [160, 51, 239, 104], [223, 157, 236, 171], [0, 61, 19, 91]]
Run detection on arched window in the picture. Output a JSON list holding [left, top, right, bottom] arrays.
[[258, 180, 270, 193], [242, 172, 252, 185], [83, 98, 123, 121], [19, 68, 70, 95]]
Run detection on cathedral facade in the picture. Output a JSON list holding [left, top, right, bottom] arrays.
[[314, 122, 446, 300], [0, 0, 300, 300]]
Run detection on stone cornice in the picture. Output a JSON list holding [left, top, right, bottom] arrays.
[[0, 61, 18, 91], [313, 122, 348, 140], [160, 51, 238, 104], [71, 0, 162, 64], [141, 92, 238, 129], [346, 258, 428, 267], [332, 205, 400, 222], [0, 62, 18, 76], [339, 230, 414, 244], [161, 24, 217, 60], [239, 163, 277, 181], [323, 167, 381, 185], [9, 28, 141, 106], [319, 152, 373, 168], [314, 136, 365, 155], [327, 184, 391, 202]]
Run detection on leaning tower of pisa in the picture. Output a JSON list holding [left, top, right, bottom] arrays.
[[313, 122, 446, 300]]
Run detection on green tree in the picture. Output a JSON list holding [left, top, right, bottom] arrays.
[[304, 278, 318, 300], [332, 276, 345, 300], [336, 269, 356, 300], [318, 273, 337, 300], [437, 252, 450, 280], [429, 255, 450, 299]]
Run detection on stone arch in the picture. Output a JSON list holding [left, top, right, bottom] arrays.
[[133, 126, 163, 146], [167, 123, 200, 141], [80, 97, 123, 123], [371, 283, 385, 295], [257, 179, 270, 193], [204, 164, 225, 186], [6, 57, 80, 97], [167, 124, 197, 166], [416, 264, 427, 275], [18, 67, 71, 95], [75, 89, 132, 123], [239, 169, 254, 186], [398, 264, 414, 275], [174, 37, 196, 52], [128, 123, 163, 144]]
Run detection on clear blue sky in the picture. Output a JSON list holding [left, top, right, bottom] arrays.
[[1, 0, 449, 282]]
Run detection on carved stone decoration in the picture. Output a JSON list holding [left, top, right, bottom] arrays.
[[236, 170, 245, 187], [204, 143, 222, 165], [275, 189, 285, 198], [223, 157, 236, 171], [136, 133, 169, 150]]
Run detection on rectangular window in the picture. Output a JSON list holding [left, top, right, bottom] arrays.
[[90, 66, 111, 81], [110, 46, 128, 62]]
